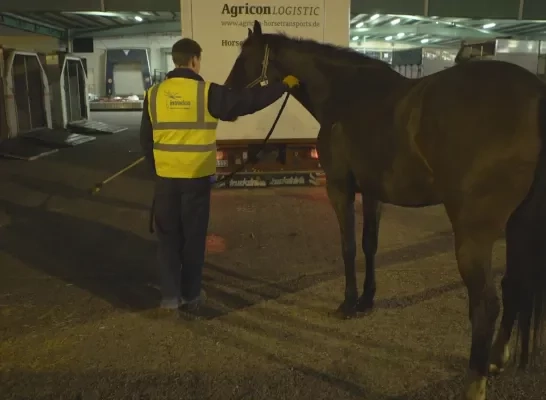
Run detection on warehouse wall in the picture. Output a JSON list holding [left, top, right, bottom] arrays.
[[73, 34, 181, 97]]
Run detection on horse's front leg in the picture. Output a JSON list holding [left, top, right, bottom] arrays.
[[326, 179, 358, 319], [356, 196, 381, 313]]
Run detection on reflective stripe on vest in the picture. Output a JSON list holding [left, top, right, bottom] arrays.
[[153, 142, 216, 152]]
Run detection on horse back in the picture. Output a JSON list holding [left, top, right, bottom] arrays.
[[408, 60, 545, 214]]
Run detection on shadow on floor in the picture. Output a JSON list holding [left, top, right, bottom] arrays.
[[0, 195, 469, 318], [0, 198, 342, 315], [8, 173, 152, 211]]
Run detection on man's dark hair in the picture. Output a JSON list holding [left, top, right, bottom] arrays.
[[171, 38, 202, 66]]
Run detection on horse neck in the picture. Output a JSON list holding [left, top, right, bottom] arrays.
[[271, 49, 324, 121], [274, 44, 406, 124]]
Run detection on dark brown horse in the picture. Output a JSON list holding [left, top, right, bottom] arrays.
[[225, 20, 546, 400]]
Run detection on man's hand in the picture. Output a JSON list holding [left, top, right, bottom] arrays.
[[283, 75, 299, 89]]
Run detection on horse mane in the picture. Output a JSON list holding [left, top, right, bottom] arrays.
[[261, 32, 391, 70]]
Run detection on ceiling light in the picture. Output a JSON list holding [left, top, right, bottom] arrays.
[[482, 22, 496, 29], [370, 14, 380, 21], [134, 15, 143, 22], [352, 36, 359, 41], [355, 22, 364, 28], [397, 32, 405, 38], [63, 11, 119, 17], [385, 36, 393, 41], [391, 18, 401, 25], [421, 38, 430, 43]]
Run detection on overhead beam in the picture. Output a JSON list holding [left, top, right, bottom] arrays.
[[0, 13, 66, 38], [0, 0, 177, 12], [350, 41, 419, 50], [350, 0, 425, 17], [2, 0, 541, 20], [72, 21, 180, 37], [351, 24, 498, 39], [76, 18, 499, 41], [102, 0, 179, 11]]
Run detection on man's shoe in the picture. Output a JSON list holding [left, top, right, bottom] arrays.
[[160, 297, 180, 310], [178, 302, 218, 320], [180, 289, 207, 306]]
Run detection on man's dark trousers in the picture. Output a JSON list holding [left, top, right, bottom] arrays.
[[153, 177, 211, 303]]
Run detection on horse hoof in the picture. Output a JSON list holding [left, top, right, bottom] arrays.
[[355, 296, 374, 314], [489, 345, 510, 375], [463, 374, 486, 400], [488, 363, 504, 376], [334, 301, 357, 319]]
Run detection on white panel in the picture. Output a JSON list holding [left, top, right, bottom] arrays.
[[164, 52, 175, 72], [496, 39, 539, 54], [537, 55, 546, 76], [494, 40, 540, 74], [181, 0, 350, 140], [112, 63, 145, 96], [422, 48, 457, 76]]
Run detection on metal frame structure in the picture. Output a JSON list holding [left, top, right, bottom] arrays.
[[1, 10, 546, 50], [0, 50, 7, 142], [349, 14, 546, 47], [59, 56, 90, 127], [1, 0, 545, 18], [4, 51, 53, 138], [0, 13, 65, 38], [0, 11, 180, 39]]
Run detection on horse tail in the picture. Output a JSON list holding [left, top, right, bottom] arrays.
[[517, 94, 546, 366], [532, 95, 546, 352]]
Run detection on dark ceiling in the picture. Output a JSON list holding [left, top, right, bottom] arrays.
[[1, 10, 546, 48]]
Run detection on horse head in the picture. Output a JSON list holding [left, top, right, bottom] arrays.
[[225, 21, 321, 120], [224, 20, 287, 89], [224, 20, 395, 123]]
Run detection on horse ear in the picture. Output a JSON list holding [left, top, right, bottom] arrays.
[[253, 20, 262, 36], [247, 28, 252, 37]]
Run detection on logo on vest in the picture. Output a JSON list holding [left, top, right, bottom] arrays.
[[165, 91, 191, 109]]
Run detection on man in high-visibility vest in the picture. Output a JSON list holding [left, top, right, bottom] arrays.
[[140, 38, 299, 318]]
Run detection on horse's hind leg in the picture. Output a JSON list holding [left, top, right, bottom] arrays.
[[451, 222, 501, 400], [326, 178, 358, 319], [489, 205, 533, 374]]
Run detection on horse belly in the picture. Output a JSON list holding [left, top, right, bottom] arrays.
[[379, 156, 442, 207]]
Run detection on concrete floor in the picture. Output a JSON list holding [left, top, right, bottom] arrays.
[[0, 112, 544, 400]]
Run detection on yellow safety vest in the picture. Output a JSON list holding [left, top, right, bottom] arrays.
[[147, 78, 219, 178]]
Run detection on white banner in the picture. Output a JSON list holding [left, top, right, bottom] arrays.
[[181, 0, 349, 140]]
